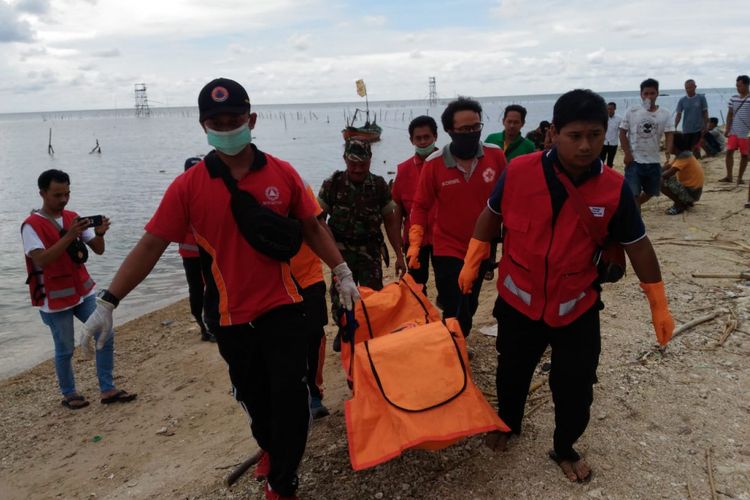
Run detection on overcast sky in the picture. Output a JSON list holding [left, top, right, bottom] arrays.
[[0, 0, 747, 113]]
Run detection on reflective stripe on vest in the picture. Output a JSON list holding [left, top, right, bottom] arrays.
[[503, 275, 531, 306], [179, 243, 199, 252], [559, 291, 587, 317], [82, 278, 94, 290], [48, 287, 76, 299]]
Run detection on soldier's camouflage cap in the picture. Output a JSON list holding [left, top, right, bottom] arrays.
[[343, 138, 372, 161]]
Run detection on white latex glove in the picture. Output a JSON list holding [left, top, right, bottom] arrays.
[[81, 297, 115, 357], [332, 262, 360, 311]]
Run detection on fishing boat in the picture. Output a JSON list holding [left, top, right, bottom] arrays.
[[342, 79, 382, 142]]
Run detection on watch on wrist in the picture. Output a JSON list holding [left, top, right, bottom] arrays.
[[97, 289, 120, 308]]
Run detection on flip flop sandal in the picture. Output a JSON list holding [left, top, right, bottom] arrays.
[[100, 389, 138, 405], [718, 177, 733, 183], [62, 395, 90, 410], [548, 450, 593, 483]]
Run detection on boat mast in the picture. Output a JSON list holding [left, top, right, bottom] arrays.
[[364, 91, 370, 123]]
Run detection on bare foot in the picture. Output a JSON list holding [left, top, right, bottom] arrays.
[[549, 450, 592, 482], [718, 176, 733, 183], [484, 431, 511, 452]]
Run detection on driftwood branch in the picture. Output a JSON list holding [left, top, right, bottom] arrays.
[[691, 272, 750, 280], [718, 309, 739, 347], [225, 449, 264, 487], [721, 207, 746, 220], [672, 312, 722, 340], [656, 240, 749, 254], [705, 448, 718, 500]]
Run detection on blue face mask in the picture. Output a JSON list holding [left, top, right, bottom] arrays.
[[206, 124, 252, 156]]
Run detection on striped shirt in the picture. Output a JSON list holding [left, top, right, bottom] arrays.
[[728, 94, 750, 137]]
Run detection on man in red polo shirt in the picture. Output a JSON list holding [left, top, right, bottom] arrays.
[[407, 97, 507, 337], [83, 78, 359, 500], [392, 115, 439, 293]]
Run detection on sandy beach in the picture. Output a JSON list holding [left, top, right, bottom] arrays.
[[1, 153, 749, 500]]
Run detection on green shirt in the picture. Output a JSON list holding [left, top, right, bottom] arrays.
[[484, 131, 536, 160]]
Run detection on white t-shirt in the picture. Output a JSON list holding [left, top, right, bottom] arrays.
[[21, 212, 96, 313], [605, 114, 622, 146], [619, 106, 674, 164]]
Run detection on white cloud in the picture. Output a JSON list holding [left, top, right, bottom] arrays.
[[0, 1, 33, 42], [490, 0, 522, 18], [586, 49, 605, 65], [91, 47, 120, 57], [0, 0, 748, 113], [552, 23, 590, 35], [362, 14, 385, 27], [14, 0, 51, 15], [288, 33, 310, 51]]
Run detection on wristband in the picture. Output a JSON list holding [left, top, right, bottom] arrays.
[[97, 289, 120, 308]]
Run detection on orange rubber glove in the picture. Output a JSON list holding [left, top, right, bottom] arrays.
[[407, 225, 424, 269], [458, 238, 491, 294], [640, 281, 675, 346]]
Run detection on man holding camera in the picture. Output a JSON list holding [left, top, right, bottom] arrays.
[[83, 78, 358, 500], [21, 169, 136, 410]]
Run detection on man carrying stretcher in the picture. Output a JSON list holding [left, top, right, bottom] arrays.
[[458, 89, 675, 482]]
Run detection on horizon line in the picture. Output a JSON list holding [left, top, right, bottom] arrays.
[[1, 87, 735, 116]]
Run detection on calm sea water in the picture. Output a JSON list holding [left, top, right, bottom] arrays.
[[0, 88, 735, 378]]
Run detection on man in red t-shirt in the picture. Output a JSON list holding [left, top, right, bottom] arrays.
[[392, 115, 439, 292], [83, 78, 359, 500], [407, 97, 507, 337]]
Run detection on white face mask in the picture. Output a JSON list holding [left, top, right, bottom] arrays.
[[641, 98, 652, 110]]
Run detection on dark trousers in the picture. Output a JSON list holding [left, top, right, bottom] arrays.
[[703, 132, 721, 156], [405, 243, 433, 291], [600, 145, 618, 167], [432, 255, 487, 336], [182, 257, 207, 333], [213, 304, 309, 496], [494, 297, 601, 462], [300, 281, 328, 400]]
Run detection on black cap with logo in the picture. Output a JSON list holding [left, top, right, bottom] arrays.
[[198, 78, 250, 122]]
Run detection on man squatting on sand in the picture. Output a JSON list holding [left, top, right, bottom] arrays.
[[458, 89, 675, 482], [82, 77, 360, 500]]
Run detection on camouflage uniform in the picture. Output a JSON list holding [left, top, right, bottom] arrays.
[[318, 170, 393, 320]]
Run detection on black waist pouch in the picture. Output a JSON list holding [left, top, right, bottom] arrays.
[[213, 156, 303, 261]]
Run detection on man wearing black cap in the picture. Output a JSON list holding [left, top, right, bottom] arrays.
[[318, 138, 405, 348], [83, 78, 359, 500]]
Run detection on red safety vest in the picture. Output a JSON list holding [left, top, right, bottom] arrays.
[[23, 211, 95, 310], [497, 152, 623, 326]]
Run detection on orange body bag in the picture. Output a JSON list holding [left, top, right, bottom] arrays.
[[340, 274, 442, 384], [344, 317, 510, 470]]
